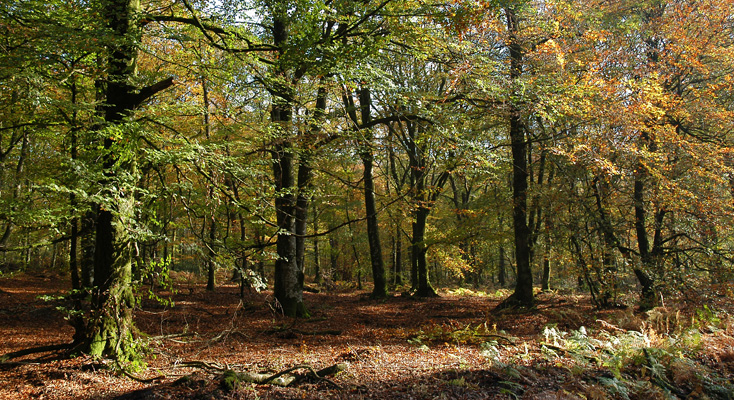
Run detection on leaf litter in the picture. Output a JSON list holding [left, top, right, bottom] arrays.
[[1, 272, 733, 399]]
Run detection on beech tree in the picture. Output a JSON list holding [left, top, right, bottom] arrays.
[[4, 0, 734, 370]]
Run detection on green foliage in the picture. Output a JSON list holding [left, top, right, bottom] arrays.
[[137, 256, 176, 307], [538, 323, 734, 399], [4, 0, 734, 373], [693, 305, 723, 331], [409, 321, 509, 346], [37, 291, 89, 322]]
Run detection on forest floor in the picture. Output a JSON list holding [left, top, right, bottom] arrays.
[[1, 270, 733, 399]]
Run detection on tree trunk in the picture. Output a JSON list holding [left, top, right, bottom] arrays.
[[498, 7, 533, 309], [69, 77, 81, 290], [81, 208, 96, 287], [81, 0, 173, 360], [206, 213, 216, 291], [329, 234, 338, 281], [295, 161, 310, 276], [498, 246, 506, 287], [88, 200, 136, 359], [312, 204, 321, 284], [541, 255, 550, 292], [269, 14, 307, 318], [363, 151, 387, 298], [541, 230, 551, 291], [633, 172, 657, 307], [393, 226, 404, 286], [82, 0, 141, 360], [272, 132, 306, 316], [203, 76, 216, 292], [295, 82, 326, 279], [357, 88, 387, 299], [412, 207, 437, 297], [387, 136, 405, 287]]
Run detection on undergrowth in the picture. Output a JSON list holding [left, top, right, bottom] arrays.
[[537, 305, 734, 399], [409, 306, 734, 399]]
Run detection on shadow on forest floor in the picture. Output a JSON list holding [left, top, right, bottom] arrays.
[[1, 272, 733, 399]]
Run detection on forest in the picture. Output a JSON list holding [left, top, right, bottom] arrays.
[[1, 0, 734, 398]]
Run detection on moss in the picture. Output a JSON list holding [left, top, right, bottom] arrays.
[[221, 370, 241, 392], [295, 301, 310, 318], [87, 331, 106, 357]]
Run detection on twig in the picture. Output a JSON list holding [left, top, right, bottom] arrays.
[[147, 332, 198, 341], [596, 319, 627, 333], [261, 364, 313, 384], [291, 329, 342, 336], [115, 359, 166, 383], [176, 360, 227, 373]]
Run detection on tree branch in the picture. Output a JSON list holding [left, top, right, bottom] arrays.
[[135, 77, 175, 105]]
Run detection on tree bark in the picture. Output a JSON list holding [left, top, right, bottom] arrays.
[[392, 226, 404, 286], [268, 12, 307, 317], [498, 7, 533, 309], [81, 0, 173, 360], [358, 88, 387, 299], [498, 246, 506, 287], [412, 207, 437, 297], [296, 81, 327, 279]]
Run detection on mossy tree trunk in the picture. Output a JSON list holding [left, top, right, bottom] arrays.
[[84, 0, 141, 361], [81, 0, 172, 360]]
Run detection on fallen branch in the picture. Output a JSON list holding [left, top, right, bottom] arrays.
[[205, 363, 348, 391], [477, 334, 516, 345], [303, 285, 321, 293], [540, 343, 600, 363], [176, 360, 227, 373], [596, 319, 627, 333], [292, 329, 342, 336], [209, 329, 249, 344], [147, 332, 199, 342], [240, 363, 346, 388]]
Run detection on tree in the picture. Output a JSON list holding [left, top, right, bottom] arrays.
[[343, 86, 388, 298], [80, 0, 174, 360]]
